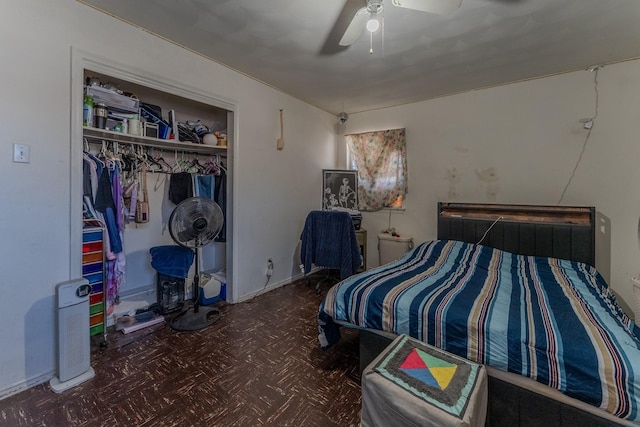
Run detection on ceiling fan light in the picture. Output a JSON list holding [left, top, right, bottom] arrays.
[[366, 13, 380, 32]]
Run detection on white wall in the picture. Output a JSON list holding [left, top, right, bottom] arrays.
[[344, 59, 640, 314], [0, 0, 335, 397]]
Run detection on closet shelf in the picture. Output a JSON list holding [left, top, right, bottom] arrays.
[[83, 127, 227, 154]]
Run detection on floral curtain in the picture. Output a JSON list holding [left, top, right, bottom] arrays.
[[345, 128, 407, 211]]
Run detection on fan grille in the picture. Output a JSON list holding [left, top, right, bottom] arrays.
[[169, 197, 223, 248]]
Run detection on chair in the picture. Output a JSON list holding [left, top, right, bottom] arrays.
[[300, 210, 362, 293]]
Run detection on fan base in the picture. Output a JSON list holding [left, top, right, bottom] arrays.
[[169, 304, 221, 331]]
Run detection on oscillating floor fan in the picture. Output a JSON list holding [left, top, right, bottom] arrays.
[[168, 196, 224, 331]]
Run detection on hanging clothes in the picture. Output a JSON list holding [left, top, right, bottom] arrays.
[[160, 174, 174, 235], [83, 160, 93, 198], [111, 164, 126, 303], [94, 168, 123, 254], [193, 172, 226, 242], [83, 147, 126, 312], [83, 153, 99, 210], [82, 152, 115, 261], [122, 180, 139, 222], [214, 172, 227, 242], [111, 164, 124, 232], [193, 174, 214, 200], [169, 171, 193, 205]]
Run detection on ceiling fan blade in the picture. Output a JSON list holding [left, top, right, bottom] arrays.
[[339, 7, 370, 46], [391, 0, 462, 15]]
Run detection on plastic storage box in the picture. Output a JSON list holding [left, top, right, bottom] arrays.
[[199, 271, 226, 306]]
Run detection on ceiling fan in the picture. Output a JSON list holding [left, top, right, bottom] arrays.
[[339, 0, 463, 46]]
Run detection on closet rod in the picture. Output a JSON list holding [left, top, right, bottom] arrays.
[[83, 127, 227, 155]]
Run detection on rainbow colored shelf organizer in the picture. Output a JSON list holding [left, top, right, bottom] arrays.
[[82, 227, 106, 341]]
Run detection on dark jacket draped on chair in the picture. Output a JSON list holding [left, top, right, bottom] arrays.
[[300, 210, 362, 279]]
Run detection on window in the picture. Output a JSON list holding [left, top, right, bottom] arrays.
[[345, 128, 407, 211]]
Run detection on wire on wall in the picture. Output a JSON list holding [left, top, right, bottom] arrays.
[[557, 66, 601, 205], [477, 216, 503, 245]]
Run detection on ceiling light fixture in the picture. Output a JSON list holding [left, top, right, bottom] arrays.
[[339, 0, 462, 50], [366, 12, 380, 33], [366, 0, 384, 54]]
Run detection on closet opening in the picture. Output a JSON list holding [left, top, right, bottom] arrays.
[[70, 49, 235, 332]]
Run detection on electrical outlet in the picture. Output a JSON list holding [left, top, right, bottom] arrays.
[[13, 143, 30, 163], [266, 258, 274, 277]]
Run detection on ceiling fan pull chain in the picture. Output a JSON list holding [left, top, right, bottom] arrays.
[[381, 14, 385, 55], [369, 31, 374, 54]]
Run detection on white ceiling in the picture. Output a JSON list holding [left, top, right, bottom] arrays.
[[80, 0, 640, 115]]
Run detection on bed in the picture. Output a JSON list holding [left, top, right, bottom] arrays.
[[318, 203, 640, 426]]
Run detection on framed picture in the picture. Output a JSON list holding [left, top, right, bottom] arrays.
[[322, 169, 358, 211]]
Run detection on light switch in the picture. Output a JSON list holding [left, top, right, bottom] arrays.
[[13, 144, 30, 163]]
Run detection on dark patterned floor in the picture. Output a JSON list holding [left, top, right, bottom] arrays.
[[0, 276, 361, 426]]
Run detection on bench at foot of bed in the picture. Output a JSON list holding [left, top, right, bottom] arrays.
[[361, 334, 488, 427]]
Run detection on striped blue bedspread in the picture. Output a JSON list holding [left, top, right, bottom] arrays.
[[319, 239, 640, 422]]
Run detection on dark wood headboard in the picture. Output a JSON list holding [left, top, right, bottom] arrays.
[[437, 202, 596, 266]]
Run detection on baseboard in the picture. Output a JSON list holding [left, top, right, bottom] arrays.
[[237, 269, 316, 302], [238, 278, 289, 302], [114, 268, 320, 307], [0, 370, 55, 401]]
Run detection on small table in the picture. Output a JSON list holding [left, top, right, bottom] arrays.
[[361, 334, 488, 427]]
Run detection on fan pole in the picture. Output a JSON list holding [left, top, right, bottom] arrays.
[[192, 246, 200, 313]]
